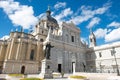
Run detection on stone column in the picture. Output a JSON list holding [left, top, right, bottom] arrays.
[[73, 62, 75, 74], [16, 42, 21, 60], [16, 39, 22, 60], [0, 45, 3, 57], [5, 42, 11, 60], [8, 39, 15, 59], [0, 44, 4, 60], [26, 39, 32, 60], [36, 41, 40, 61]]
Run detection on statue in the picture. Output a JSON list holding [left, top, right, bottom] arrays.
[[44, 42, 54, 59]]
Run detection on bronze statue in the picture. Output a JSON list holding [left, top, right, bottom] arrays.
[[44, 42, 54, 59]]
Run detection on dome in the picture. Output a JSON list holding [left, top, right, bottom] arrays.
[[40, 7, 59, 29]]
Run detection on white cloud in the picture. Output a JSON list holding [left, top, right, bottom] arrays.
[[104, 22, 120, 42], [38, 13, 46, 19], [93, 22, 120, 42], [94, 28, 108, 39], [105, 28, 120, 42], [54, 2, 66, 9], [54, 8, 73, 23], [87, 17, 100, 28], [69, 2, 110, 25], [0, 0, 19, 14], [0, 0, 38, 29], [69, 14, 92, 25], [107, 22, 120, 28], [0, 35, 9, 40]]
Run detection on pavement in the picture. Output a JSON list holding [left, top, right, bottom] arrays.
[[0, 73, 120, 80]]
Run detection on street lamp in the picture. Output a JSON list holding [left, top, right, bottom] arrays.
[[112, 47, 120, 76]]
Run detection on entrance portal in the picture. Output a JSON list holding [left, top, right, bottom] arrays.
[[58, 64, 61, 72], [72, 62, 75, 73], [21, 66, 25, 74]]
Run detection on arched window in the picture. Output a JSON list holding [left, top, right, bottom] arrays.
[[30, 50, 34, 60], [40, 39, 44, 42]]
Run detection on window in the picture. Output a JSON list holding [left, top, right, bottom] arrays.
[[40, 39, 44, 42], [30, 50, 34, 60], [18, 36, 20, 38], [99, 52, 102, 57], [42, 30, 44, 34], [71, 36, 74, 42], [111, 50, 114, 56], [90, 39, 92, 42]]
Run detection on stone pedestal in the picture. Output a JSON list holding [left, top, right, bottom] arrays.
[[39, 59, 53, 79]]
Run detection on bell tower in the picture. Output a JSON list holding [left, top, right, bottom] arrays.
[[89, 29, 96, 47]]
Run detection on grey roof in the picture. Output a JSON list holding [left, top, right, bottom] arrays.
[[40, 9, 58, 25]]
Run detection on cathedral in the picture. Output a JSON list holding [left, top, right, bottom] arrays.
[[0, 8, 120, 74]]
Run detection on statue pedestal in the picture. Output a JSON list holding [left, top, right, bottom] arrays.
[[39, 59, 53, 79]]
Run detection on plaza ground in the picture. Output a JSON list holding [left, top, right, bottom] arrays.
[[0, 72, 120, 80]]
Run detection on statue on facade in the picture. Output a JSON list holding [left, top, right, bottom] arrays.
[[44, 42, 54, 59]]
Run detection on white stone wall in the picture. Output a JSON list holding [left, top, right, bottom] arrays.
[[46, 22, 87, 73], [94, 42, 120, 73]]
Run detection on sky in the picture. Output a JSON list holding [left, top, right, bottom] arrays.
[[0, 0, 120, 46]]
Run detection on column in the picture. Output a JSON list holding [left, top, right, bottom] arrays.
[[0, 45, 2, 57], [26, 40, 31, 60], [5, 42, 11, 60], [0, 45, 4, 60], [16, 39, 22, 60], [73, 62, 76, 74], [8, 39, 15, 59]]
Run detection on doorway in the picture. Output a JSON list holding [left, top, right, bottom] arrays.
[[21, 66, 25, 74], [58, 64, 62, 73], [72, 62, 75, 73]]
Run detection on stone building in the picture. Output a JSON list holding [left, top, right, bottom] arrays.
[[0, 7, 120, 74], [86, 31, 120, 73], [0, 8, 88, 74]]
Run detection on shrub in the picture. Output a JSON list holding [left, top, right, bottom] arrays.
[[69, 75, 86, 79], [8, 74, 24, 77], [20, 78, 43, 80]]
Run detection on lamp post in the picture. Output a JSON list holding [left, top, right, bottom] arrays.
[[112, 47, 120, 76]]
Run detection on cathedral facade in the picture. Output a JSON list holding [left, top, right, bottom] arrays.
[[0, 8, 120, 74], [0, 8, 88, 74]]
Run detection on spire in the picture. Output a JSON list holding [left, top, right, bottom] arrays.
[[46, 5, 51, 16], [48, 5, 50, 11], [21, 27, 24, 32], [89, 28, 96, 47]]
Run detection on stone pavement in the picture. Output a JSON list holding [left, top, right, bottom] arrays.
[[74, 72, 117, 80], [0, 73, 120, 80]]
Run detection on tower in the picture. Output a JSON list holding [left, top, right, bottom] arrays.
[[34, 6, 59, 41], [89, 29, 96, 47]]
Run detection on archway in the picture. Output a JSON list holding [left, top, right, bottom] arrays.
[[21, 66, 25, 74]]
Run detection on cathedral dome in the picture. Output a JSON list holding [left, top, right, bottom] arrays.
[[40, 7, 59, 29]]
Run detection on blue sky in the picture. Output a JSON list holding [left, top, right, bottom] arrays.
[[0, 0, 120, 46]]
